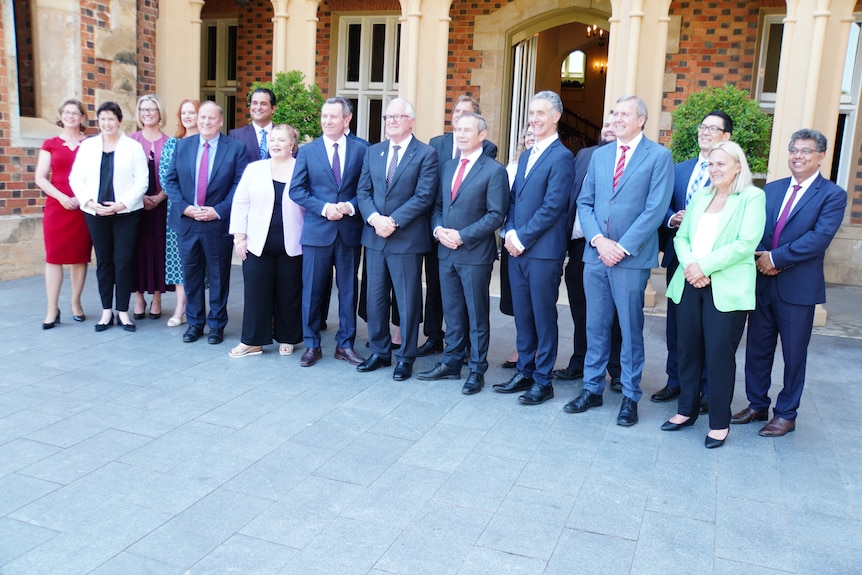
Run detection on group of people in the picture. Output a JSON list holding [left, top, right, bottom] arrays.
[[37, 88, 846, 449]]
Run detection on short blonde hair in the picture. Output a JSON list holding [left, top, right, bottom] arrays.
[[709, 140, 753, 195]]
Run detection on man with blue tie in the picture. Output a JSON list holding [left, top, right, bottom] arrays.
[[355, 98, 439, 381], [566, 94, 674, 426], [492, 91, 575, 405], [651, 111, 732, 405], [290, 97, 369, 367], [733, 129, 847, 436], [228, 88, 276, 165], [417, 112, 508, 394], [164, 101, 248, 344]]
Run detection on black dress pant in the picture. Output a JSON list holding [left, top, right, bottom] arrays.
[[240, 245, 302, 346], [85, 211, 142, 311], [676, 283, 746, 430]]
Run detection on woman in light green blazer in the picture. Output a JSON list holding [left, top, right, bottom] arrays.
[[661, 141, 766, 448]]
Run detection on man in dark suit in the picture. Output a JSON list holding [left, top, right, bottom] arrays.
[[228, 88, 276, 165], [566, 94, 674, 426], [652, 110, 732, 405], [492, 91, 575, 405], [420, 96, 499, 356], [417, 112, 508, 394], [289, 97, 369, 367], [164, 101, 248, 344], [733, 128, 847, 436], [555, 113, 624, 388], [355, 98, 439, 381]]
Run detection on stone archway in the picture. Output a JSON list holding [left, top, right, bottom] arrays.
[[472, 0, 612, 160]]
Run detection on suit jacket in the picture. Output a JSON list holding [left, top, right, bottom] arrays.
[[289, 135, 369, 247], [69, 133, 149, 214], [432, 154, 508, 265], [505, 137, 576, 261], [660, 157, 699, 266], [757, 174, 847, 305], [356, 137, 439, 254], [228, 124, 267, 165], [578, 136, 675, 269], [666, 185, 766, 312], [566, 140, 613, 238], [163, 134, 248, 236], [229, 159, 304, 257], [429, 133, 498, 166]]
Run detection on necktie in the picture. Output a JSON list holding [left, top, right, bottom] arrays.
[[613, 145, 629, 189], [386, 145, 401, 188], [196, 141, 209, 207], [771, 184, 802, 249], [259, 129, 268, 160], [331, 142, 341, 188], [451, 158, 469, 200], [686, 160, 709, 207], [524, 146, 539, 177]]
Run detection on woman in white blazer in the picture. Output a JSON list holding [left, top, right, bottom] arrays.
[[228, 124, 305, 357], [70, 101, 149, 332]]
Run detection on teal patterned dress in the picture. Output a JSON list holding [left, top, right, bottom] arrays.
[[159, 137, 184, 286]]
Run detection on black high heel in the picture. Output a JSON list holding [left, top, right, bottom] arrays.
[[73, 312, 86, 322], [95, 315, 114, 332], [133, 298, 147, 320], [661, 416, 697, 431], [42, 310, 61, 330], [705, 430, 729, 449]]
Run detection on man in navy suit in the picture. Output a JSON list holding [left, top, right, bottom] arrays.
[[420, 96, 499, 357], [228, 88, 275, 165], [652, 110, 732, 405], [290, 97, 370, 367], [355, 98, 439, 381], [566, 94, 674, 426], [733, 128, 847, 436], [492, 91, 575, 405], [417, 112, 508, 394], [555, 113, 624, 388], [164, 101, 248, 344]]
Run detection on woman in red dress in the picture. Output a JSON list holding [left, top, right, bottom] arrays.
[[35, 99, 92, 329]]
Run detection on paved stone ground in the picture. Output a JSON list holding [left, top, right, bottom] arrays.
[[1, 267, 860, 574]]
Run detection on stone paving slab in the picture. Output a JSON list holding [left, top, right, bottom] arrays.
[[1, 268, 861, 574]]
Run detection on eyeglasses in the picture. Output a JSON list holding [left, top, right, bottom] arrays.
[[61, 110, 82, 117], [788, 147, 818, 157], [382, 114, 410, 123], [139, 107, 159, 114], [697, 124, 725, 135]]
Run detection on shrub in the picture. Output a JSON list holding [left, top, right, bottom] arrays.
[[670, 84, 772, 174], [249, 70, 324, 143]]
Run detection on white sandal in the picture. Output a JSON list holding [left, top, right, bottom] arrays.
[[279, 343, 295, 356], [167, 314, 186, 328], [229, 343, 263, 358]]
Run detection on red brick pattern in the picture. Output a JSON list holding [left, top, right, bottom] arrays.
[[138, 0, 158, 95]]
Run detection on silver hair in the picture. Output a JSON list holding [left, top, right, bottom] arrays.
[[532, 91, 563, 115], [709, 140, 753, 195]]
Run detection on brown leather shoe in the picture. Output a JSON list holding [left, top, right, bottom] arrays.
[[730, 407, 769, 424], [758, 416, 796, 437], [334, 347, 365, 366], [300, 347, 323, 367]]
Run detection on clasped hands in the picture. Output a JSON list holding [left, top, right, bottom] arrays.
[[754, 251, 779, 276], [183, 205, 218, 221], [324, 202, 354, 221], [436, 228, 463, 250], [369, 214, 397, 238], [92, 200, 124, 217], [683, 262, 710, 289], [594, 236, 626, 267]]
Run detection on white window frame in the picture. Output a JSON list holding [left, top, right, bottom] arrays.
[[835, 16, 862, 188], [200, 19, 237, 130], [335, 15, 401, 143], [755, 13, 784, 108]]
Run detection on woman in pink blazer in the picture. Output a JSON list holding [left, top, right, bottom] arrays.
[[228, 124, 305, 357]]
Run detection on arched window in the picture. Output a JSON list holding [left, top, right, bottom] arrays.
[[561, 50, 586, 87]]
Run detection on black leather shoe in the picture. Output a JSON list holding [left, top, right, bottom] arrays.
[[650, 385, 680, 402], [705, 432, 728, 448], [393, 361, 412, 381], [518, 383, 554, 405], [617, 396, 639, 426], [119, 318, 136, 333], [492, 373, 534, 394], [661, 417, 696, 431], [73, 313, 86, 322], [208, 328, 224, 344], [133, 312, 146, 320], [564, 389, 603, 413], [501, 359, 517, 369], [462, 372, 484, 395], [553, 366, 583, 380], [94, 315, 114, 333], [183, 325, 203, 342], [609, 378, 623, 392], [43, 310, 61, 330], [417, 362, 461, 381], [357, 354, 391, 372], [416, 337, 444, 357]]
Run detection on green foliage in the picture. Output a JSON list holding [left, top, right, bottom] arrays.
[[669, 84, 772, 174], [249, 71, 324, 143]]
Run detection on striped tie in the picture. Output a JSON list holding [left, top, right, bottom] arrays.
[[386, 145, 401, 188], [685, 160, 708, 207], [331, 142, 341, 188], [613, 145, 629, 189]]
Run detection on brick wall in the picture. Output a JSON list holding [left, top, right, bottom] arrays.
[[137, 0, 158, 95], [660, 0, 761, 145], [234, 0, 273, 122]]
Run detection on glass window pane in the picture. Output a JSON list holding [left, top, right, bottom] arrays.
[[395, 24, 401, 84], [347, 24, 360, 83], [841, 22, 860, 97], [371, 23, 385, 83], [763, 22, 783, 94], [349, 98, 359, 135], [206, 26, 217, 82], [369, 99, 383, 144], [227, 26, 237, 82]]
